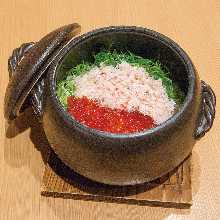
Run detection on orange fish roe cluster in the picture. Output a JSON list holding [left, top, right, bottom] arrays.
[[67, 96, 156, 134]]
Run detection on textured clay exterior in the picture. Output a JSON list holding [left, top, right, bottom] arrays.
[[4, 23, 80, 120], [43, 26, 204, 185], [5, 26, 216, 185]]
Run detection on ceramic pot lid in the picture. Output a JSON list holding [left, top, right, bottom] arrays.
[[4, 23, 81, 120]]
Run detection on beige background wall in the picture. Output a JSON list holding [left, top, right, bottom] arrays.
[[0, 1, 219, 219]]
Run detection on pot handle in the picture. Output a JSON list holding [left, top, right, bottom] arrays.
[[195, 80, 216, 139], [8, 42, 45, 120]]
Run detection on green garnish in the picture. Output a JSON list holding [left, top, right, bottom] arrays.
[[56, 62, 95, 107], [56, 76, 75, 108], [56, 51, 184, 108], [66, 61, 94, 77]]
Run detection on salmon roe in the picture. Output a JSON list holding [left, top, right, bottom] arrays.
[[67, 96, 156, 134]]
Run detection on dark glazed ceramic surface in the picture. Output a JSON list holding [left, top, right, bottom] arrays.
[[5, 26, 216, 186], [41, 26, 215, 185], [4, 23, 81, 120], [194, 81, 216, 138]]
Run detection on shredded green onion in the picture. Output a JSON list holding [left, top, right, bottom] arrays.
[[56, 51, 184, 108]]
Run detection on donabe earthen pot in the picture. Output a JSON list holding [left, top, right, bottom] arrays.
[[4, 24, 216, 185]]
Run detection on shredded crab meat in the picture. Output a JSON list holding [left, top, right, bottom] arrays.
[[73, 62, 175, 124]]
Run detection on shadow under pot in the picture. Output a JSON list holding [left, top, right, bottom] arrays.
[[4, 24, 216, 186]]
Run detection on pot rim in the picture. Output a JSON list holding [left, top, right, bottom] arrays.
[[47, 26, 196, 139]]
